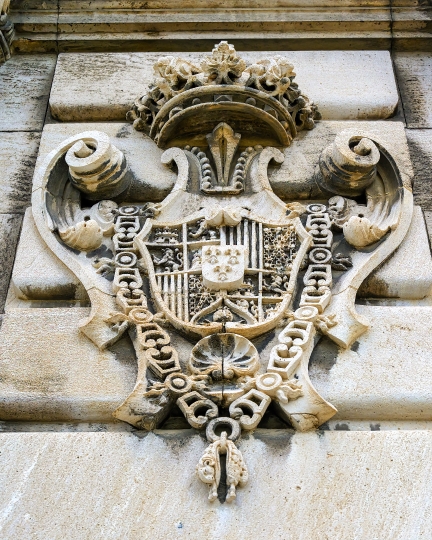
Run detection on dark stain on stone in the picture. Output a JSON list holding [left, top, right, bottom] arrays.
[[61, 242, 80, 256], [408, 137, 432, 210], [318, 422, 330, 433], [309, 336, 340, 372], [259, 411, 291, 429], [131, 430, 149, 440], [351, 340, 360, 353], [157, 431, 197, 457], [334, 423, 350, 431], [110, 335, 137, 368], [370, 423, 381, 431], [253, 428, 295, 456], [117, 125, 131, 138], [253, 330, 276, 354], [86, 244, 113, 260]]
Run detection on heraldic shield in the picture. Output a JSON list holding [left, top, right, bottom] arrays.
[[136, 208, 310, 339]]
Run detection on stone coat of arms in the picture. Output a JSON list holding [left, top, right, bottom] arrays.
[[32, 42, 413, 502]]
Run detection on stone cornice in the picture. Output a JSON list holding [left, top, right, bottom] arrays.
[[7, 0, 432, 53]]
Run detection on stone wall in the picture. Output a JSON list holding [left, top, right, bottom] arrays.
[[1, 4, 432, 539]]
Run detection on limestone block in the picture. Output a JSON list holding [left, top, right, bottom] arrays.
[[357, 206, 432, 299], [393, 53, 432, 128], [9, 121, 418, 302], [311, 304, 432, 421], [2, 304, 432, 422], [0, 308, 136, 421], [12, 209, 87, 301], [10, 1, 394, 53], [0, 54, 57, 131], [406, 129, 432, 211], [0, 132, 40, 214], [49, 51, 398, 122], [0, 430, 432, 539], [0, 214, 23, 313]]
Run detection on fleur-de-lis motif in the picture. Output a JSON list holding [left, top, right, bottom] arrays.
[[201, 41, 246, 85]]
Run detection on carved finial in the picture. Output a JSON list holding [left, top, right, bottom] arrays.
[[65, 131, 131, 200], [201, 41, 246, 85], [206, 123, 241, 187], [319, 130, 380, 196]]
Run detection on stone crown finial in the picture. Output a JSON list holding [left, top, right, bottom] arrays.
[[127, 41, 321, 148]]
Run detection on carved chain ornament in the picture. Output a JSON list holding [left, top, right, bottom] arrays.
[[32, 42, 413, 503]]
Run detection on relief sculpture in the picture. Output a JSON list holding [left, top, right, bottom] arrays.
[[31, 42, 413, 502]]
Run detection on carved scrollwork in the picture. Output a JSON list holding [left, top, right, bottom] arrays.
[[177, 391, 218, 429], [229, 389, 271, 430]]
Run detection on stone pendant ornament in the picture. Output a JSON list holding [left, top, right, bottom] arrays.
[[32, 42, 413, 503], [198, 428, 248, 503]]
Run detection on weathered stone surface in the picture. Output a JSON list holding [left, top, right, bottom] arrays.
[[12, 209, 87, 301], [0, 54, 57, 131], [392, 4, 432, 52], [35, 120, 413, 201], [0, 132, 40, 214], [2, 304, 432, 422], [0, 308, 136, 421], [358, 206, 432, 299], [0, 430, 431, 538], [0, 214, 22, 313], [9, 121, 416, 302], [312, 304, 432, 421], [406, 128, 432, 211], [10, 1, 395, 54], [393, 53, 432, 128], [424, 211, 432, 247], [49, 51, 398, 122]]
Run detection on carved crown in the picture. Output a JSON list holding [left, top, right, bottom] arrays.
[[127, 41, 320, 148]]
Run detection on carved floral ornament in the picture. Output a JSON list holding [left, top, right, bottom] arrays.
[[32, 42, 413, 503]]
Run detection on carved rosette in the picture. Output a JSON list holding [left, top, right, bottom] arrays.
[[32, 42, 413, 504]]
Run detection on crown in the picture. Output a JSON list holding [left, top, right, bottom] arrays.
[[127, 41, 320, 149]]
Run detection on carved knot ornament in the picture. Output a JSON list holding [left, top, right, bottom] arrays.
[[33, 42, 413, 503]]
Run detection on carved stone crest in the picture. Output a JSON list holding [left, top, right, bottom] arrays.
[[32, 42, 413, 503]]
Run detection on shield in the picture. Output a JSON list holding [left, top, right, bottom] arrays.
[[135, 212, 311, 338], [202, 245, 246, 291]]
